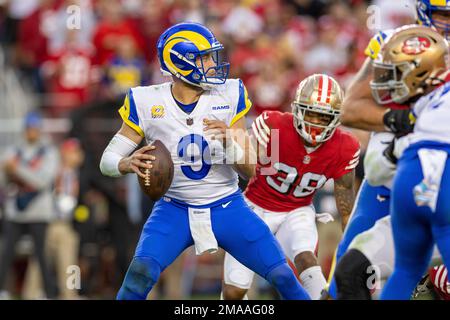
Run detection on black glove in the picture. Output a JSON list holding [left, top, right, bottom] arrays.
[[383, 109, 415, 137], [382, 138, 397, 165]]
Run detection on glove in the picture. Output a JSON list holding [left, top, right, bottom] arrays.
[[382, 138, 398, 165], [382, 109, 415, 137]]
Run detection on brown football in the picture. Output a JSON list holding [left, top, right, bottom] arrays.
[[138, 140, 174, 201]]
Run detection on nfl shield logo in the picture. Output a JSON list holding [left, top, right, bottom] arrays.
[[186, 118, 194, 126], [303, 155, 311, 164]]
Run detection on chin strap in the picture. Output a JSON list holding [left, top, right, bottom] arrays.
[[427, 68, 449, 87]]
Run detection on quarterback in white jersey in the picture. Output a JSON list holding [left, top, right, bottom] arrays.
[[99, 22, 310, 300], [118, 79, 249, 205]]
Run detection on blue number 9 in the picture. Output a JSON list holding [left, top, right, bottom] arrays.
[[177, 134, 211, 180]]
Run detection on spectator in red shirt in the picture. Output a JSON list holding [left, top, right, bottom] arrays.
[[228, 35, 274, 85], [92, 0, 145, 66], [41, 29, 100, 117], [135, 0, 171, 63], [48, 0, 96, 54], [248, 58, 289, 116], [16, 0, 59, 91]]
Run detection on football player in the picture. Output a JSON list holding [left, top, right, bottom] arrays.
[[378, 26, 450, 299], [99, 22, 310, 300], [340, 0, 450, 131], [325, 0, 450, 299], [335, 53, 443, 298], [221, 74, 360, 300]]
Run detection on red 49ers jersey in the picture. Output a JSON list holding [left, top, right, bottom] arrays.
[[245, 111, 360, 212]]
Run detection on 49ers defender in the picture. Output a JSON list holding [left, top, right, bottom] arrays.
[[221, 74, 360, 300]]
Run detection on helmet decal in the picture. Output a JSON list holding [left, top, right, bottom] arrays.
[[163, 38, 194, 77], [166, 31, 212, 51], [402, 36, 432, 54]]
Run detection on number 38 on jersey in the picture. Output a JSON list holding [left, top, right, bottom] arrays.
[[244, 111, 360, 212]]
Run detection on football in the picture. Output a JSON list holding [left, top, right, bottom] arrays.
[[138, 140, 174, 201]]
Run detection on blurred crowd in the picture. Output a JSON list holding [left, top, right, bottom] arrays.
[[0, 0, 415, 299], [0, 0, 416, 116]]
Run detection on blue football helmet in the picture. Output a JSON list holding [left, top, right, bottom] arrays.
[[416, 0, 450, 40], [156, 22, 229, 89]]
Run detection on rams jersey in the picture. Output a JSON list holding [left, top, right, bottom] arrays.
[[118, 79, 252, 205], [245, 111, 360, 212], [409, 81, 450, 146], [364, 132, 396, 189]]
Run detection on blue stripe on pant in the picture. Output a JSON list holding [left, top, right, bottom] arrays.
[[117, 190, 310, 300], [381, 143, 450, 299], [328, 179, 391, 298]]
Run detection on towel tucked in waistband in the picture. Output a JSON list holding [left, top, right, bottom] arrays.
[[188, 207, 219, 255], [413, 148, 447, 212]]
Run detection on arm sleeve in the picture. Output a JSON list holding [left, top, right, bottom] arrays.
[[364, 132, 396, 187], [332, 133, 361, 180], [364, 31, 388, 60], [118, 88, 145, 137], [230, 79, 252, 127], [99, 134, 138, 177]]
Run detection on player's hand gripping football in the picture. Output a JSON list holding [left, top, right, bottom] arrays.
[[119, 145, 155, 179]]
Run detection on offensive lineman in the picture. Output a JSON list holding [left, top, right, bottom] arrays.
[[325, 0, 450, 299], [335, 25, 446, 299], [377, 26, 450, 299]]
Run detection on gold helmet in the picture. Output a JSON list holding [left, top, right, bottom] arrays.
[[371, 24, 449, 105], [292, 74, 343, 145]]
